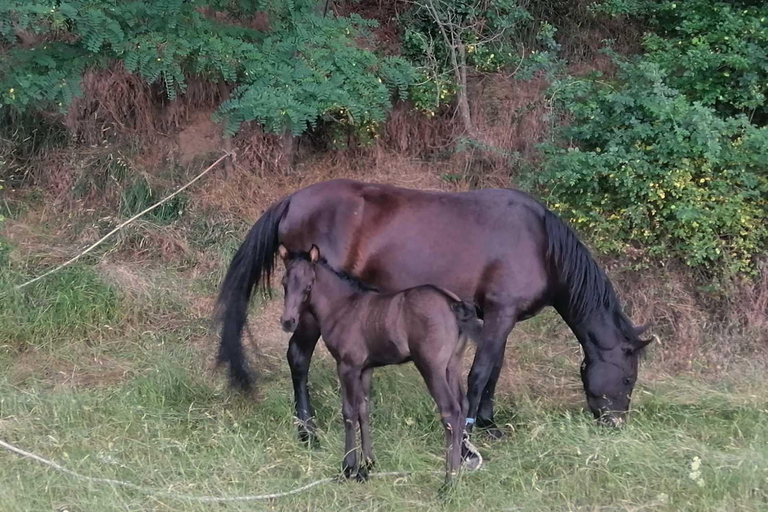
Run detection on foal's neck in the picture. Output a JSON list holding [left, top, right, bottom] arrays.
[[308, 263, 363, 328]]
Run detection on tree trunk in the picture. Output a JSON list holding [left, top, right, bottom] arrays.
[[281, 129, 296, 171], [216, 81, 235, 177]]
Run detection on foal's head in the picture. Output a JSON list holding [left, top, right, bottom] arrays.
[[277, 244, 319, 333]]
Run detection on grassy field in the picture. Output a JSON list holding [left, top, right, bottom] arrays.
[[1, 205, 767, 512]]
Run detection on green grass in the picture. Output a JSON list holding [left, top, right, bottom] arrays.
[[2, 219, 767, 511], [1, 346, 767, 511]]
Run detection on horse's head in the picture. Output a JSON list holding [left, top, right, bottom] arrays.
[[277, 244, 319, 332], [580, 321, 655, 426]]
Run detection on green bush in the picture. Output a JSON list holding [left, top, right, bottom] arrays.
[[535, 59, 768, 275], [594, 0, 768, 119], [0, 1, 415, 138]]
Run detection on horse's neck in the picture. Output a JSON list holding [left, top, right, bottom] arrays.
[[308, 264, 359, 329], [561, 305, 619, 355]]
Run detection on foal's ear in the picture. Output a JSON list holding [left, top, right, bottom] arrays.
[[278, 244, 289, 261], [309, 244, 320, 263]]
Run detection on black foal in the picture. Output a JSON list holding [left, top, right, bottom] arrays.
[[278, 244, 481, 484]]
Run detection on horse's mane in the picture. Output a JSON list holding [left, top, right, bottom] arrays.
[[543, 210, 644, 350], [285, 251, 379, 293]]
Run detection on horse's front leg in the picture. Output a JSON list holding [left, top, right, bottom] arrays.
[[476, 353, 506, 439], [465, 308, 517, 432], [287, 311, 321, 445]]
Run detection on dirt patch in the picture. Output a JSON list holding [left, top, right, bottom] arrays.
[[195, 147, 460, 221], [8, 350, 134, 390], [177, 111, 224, 164]]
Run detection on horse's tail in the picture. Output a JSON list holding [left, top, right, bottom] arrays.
[[214, 195, 291, 390], [543, 208, 616, 321]]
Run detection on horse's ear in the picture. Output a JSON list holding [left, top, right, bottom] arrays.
[[627, 334, 658, 355], [309, 245, 320, 263], [634, 323, 651, 337], [278, 244, 289, 261]]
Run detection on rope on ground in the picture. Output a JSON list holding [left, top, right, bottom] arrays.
[[14, 152, 233, 291], [0, 438, 439, 502]]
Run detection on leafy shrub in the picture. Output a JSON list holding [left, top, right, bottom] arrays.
[[0, 1, 416, 138], [535, 59, 768, 275], [594, 0, 768, 119]]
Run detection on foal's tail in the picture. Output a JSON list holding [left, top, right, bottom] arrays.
[[450, 300, 484, 358], [214, 195, 291, 391], [428, 284, 484, 357]]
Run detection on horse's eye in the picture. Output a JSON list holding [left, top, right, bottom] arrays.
[[623, 377, 633, 386]]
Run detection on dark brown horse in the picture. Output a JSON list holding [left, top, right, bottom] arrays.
[[216, 179, 653, 444], [277, 244, 481, 483]]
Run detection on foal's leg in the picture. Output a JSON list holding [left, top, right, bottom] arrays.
[[448, 360, 482, 470], [338, 362, 363, 479], [287, 312, 321, 445], [416, 362, 463, 483], [359, 367, 375, 477]]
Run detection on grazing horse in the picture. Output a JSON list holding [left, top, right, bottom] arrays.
[[215, 179, 652, 444], [277, 244, 482, 483]]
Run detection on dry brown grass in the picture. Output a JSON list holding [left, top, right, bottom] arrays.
[[7, 350, 135, 390], [64, 63, 222, 146]]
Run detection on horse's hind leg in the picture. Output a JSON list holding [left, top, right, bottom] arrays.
[[359, 367, 375, 478], [287, 312, 321, 445]]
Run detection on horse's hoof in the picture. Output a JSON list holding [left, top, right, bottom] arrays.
[[476, 419, 505, 440], [461, 438, 483, 471], [482, 426, 505, 440], [298, 428, 321, 448]]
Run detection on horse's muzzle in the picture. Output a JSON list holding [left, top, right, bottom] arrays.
[[281, 317, 298, 332]]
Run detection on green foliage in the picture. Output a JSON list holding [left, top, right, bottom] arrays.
[[594, 0, 768, 119], [0, 1, 416, 138], [0, 238, 124, 351], [535, 59, 768, 274], [120, 178, 187, 224]]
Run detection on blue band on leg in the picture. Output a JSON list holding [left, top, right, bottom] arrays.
[[465, 417, 475, 426]]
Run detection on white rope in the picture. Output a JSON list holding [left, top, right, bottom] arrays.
[[0, 438, 440, 502], [14, 152, 232, 291]]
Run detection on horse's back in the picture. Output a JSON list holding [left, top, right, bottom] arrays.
[[280, 179, 552, 316]]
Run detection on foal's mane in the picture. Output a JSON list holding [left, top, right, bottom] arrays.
[[543, 210, 644, 350], [286, 251, 379, 293]]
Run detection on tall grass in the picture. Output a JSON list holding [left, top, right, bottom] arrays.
[[1, 349, 766, 511]]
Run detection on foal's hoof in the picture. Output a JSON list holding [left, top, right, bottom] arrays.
[[355, 466, 369, 482], [339, 465, 356, 481], [438, 475, 460, 501]]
